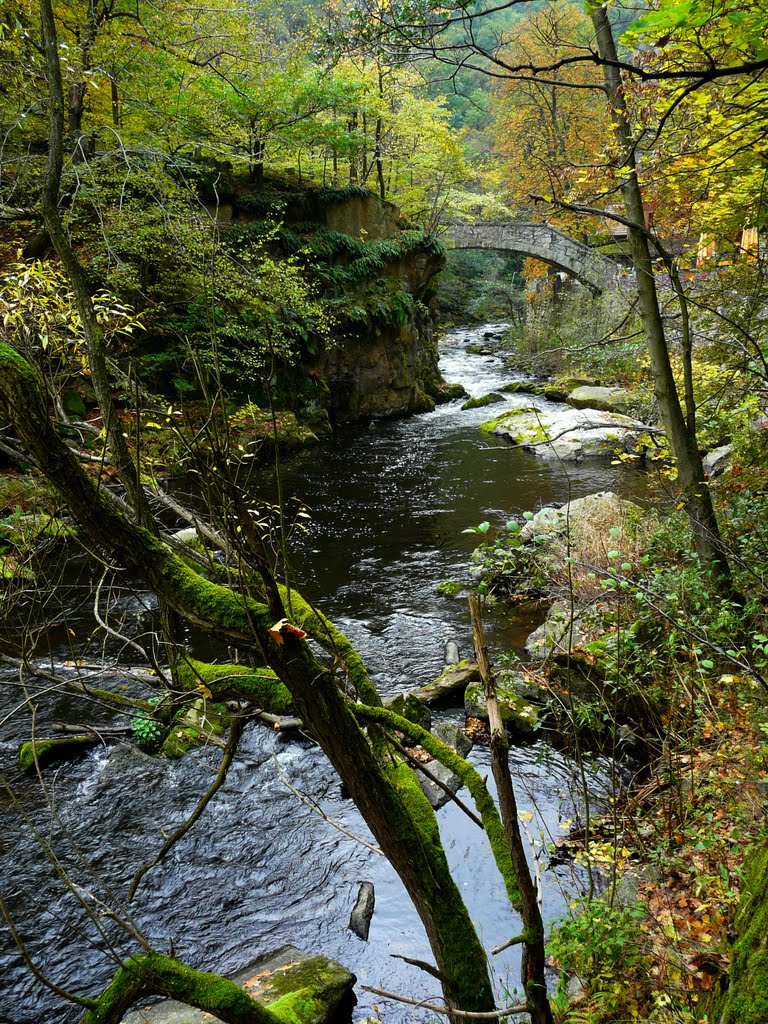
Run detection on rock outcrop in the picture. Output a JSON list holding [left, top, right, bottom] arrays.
[[481, 404, 650, 460]]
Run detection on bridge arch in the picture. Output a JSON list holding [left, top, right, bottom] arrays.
[[448, 222, 616, 294]]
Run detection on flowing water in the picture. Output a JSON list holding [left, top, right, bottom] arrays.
[[0, 325, 644, 1023]]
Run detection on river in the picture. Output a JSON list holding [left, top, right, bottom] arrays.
[[0, 324, 642, 1023]]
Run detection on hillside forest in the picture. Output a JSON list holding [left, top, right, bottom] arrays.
[[2, 1, 768, 1023]]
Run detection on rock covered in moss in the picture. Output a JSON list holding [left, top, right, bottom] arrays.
[[482, 405, 650, 461], [161, 698, 229, 758], [19, 735, 101, 772], [518, 491, 651, 544], [543, 376, 598, 402], [436, 381, 468, 403], [464, 680, 540, 736], [408, 661, 482, 705], [524, 601, 594, 661], [567, 385, 632, 414], [713, 844, 768, 1024], [499, 380, 544, 395], [383, 692, 431, 732], [461, 392, 506, 410], [228, 403, 319, 454]]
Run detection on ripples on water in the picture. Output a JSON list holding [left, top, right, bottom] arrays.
[[0, 325, 642, 1022]]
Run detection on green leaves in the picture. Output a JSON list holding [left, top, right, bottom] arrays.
[[462, 520, 490, 535]]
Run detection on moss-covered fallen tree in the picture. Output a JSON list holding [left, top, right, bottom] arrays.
[[0, 336, 500, 1017], [76, 950, 322, 1024]]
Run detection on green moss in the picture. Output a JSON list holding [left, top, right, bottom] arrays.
[[465, 680, 540, 734], [228, 404, 319, 452], [177, 657, 293, 714], [19, 736, 99, 772], [716, 843, 768, 1024], [140, 531, 273, 635], [162, 698, 230, 757], [461, 392, 506, 410], [482, 407, 540, 434], [280, 586, 381, 707], [258, 955, 353, 1024], [438, 382, 466, 401], [1, 512, 74, 551], [78, 950, 280, 1023], [354, 703, 521, 910], [378, 752, 497, 1007]]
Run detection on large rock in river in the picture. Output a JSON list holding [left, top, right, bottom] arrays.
[[481, 405, 650, 460], [567, 385, 632, 414], [464, 676, 540, 736]]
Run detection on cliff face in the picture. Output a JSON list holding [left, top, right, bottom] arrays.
[[219, 180, 447, 424], [318, 279, 441, 423], [287, 190, 445, 424]]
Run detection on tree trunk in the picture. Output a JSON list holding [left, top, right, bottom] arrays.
[[590, 5, 735, 594], [469, 595, 553, 1024]]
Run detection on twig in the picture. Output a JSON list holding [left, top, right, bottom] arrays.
[[93, 570, 171, 686], [491, 933, 526, 955], [0, 891, 97, 1009], [360, 985, 529, 1018], [273, 754, 384, 857], [390, 953, 446, 983], [519, 815, 543, 913], [390, 737, 485, 829]]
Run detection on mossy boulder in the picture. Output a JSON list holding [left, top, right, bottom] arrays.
[[567, 385, 632, 414], [518, 491, 652, 544], [524, 601, 594, 662], [19, 735, 101, 772], [228, 403, 319, 455], [1, 513, 74, 550], [383, 692, 432, 732], [543, 376, 598, 402], [482, 406, 650, 461], [461, 392, 506, 410], [162, 698, 229, 758], [464, 680, 540, 736], [435, 381, 467, 403], [499, 380, 545, 395]]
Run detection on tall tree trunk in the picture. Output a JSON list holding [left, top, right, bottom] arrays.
[[590, 5, 735, 594]]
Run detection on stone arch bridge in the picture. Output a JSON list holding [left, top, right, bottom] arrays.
[[448, 222, 617, 294]]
